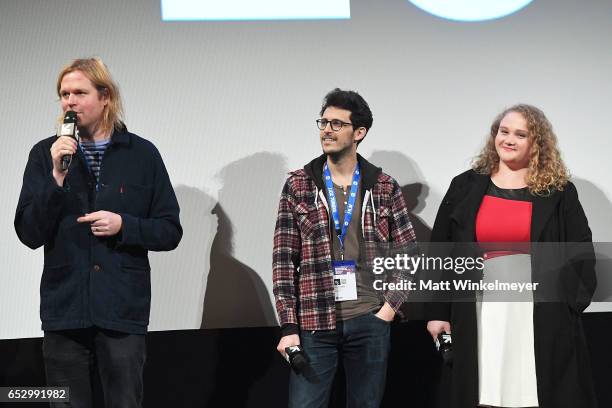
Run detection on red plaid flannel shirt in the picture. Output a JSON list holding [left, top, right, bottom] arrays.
[[273, 157, 416, 333]]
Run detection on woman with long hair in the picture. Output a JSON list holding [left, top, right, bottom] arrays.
[[426, 104, 597, 407]]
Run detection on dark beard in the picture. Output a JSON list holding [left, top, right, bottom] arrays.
[[324, 143, 355, 164]]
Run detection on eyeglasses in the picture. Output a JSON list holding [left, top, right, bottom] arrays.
[[316, 118, 353, 131]]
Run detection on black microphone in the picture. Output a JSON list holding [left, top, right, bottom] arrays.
[[285, 345, 308, 374], [435, 332, 453, 365], [59, 110, 78, 171]]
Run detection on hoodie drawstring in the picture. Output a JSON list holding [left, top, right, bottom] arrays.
[[370, 189, 376, 225], [362, 189, 375, 238]]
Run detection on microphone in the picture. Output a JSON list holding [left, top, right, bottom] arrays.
[[285, 345, 308, 374], [435, 332, 453, 365], [58, 110, 78, 171]]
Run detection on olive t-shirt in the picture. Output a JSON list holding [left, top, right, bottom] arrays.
[[327, 181, 382, 321]]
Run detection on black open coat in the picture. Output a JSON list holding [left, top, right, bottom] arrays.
[[427, 170, 597, 408]]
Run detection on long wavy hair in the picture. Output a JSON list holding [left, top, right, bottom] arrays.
[[472, 104, 569, 195], [56, 57, 125, 135]]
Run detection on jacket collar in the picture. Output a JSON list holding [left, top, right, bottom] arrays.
[[303, 153, 382, 190], [450, 171, 490, 241], [109, 124, 130, 145], [530, 190, 561, 241]]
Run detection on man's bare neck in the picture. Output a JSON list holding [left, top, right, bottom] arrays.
[[326, 153, 358, 187]]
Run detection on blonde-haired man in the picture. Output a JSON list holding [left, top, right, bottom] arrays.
[[15, 58, 182, 407]]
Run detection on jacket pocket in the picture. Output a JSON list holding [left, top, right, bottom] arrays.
[[295, 202, 319, 240], [119, 183, 154, 217], [114, 263, 151, 323], [40, 264, 79, 320], [375, 206, 391, 242]]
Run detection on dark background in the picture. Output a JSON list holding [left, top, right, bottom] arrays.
[[1, 313, 610, 407]]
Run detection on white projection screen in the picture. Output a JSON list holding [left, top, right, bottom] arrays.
[[1, 0, 611, 340]]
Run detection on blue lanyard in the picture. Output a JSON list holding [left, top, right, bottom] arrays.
[[323, 162, 360, 258]]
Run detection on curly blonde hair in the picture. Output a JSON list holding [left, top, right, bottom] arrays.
[[472, 104, 569, 196]]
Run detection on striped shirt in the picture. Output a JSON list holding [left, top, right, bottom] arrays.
[[80, 139, 110, 181]]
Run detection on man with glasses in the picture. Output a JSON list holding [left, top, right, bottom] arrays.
[[273, 88, 416, 407]]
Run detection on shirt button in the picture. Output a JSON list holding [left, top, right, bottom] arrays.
[[93, 265, 101, 272]]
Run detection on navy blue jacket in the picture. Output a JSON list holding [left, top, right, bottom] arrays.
[[15, 128, 182, 334]]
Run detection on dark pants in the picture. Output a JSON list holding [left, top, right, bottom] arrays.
[[288, 312, 391, 408], [43, 327, 146, 408]]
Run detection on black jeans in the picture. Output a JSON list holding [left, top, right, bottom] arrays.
[[43, 327, 146, 408]]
